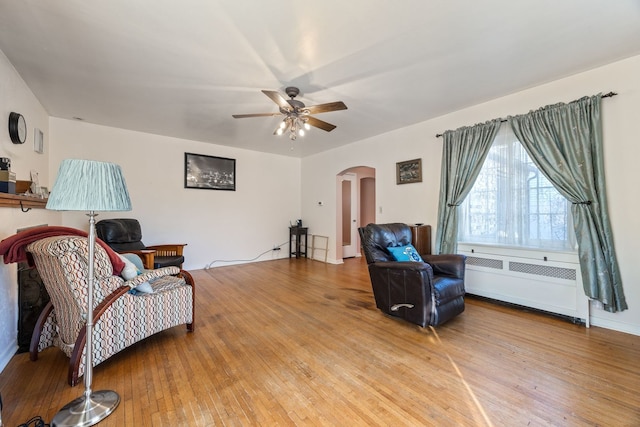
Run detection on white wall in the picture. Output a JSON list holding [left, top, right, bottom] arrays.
[[49, 119, 302, 271], [302, 124, 444, 263], [301, 54, 640, 335], [0, 50, 62, 371]]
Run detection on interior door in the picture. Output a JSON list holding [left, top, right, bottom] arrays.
[[342, 173, 358, 258]]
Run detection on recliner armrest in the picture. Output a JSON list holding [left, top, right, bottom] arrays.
[[421, 254, 466, 279], [370, 260, 434, 275]]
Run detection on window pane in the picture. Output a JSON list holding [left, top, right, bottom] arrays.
[[458, 125, 574, 251]]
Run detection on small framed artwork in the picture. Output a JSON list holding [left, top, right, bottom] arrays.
[[34, 128, 44, 153], [184, 152, 236, 191], [396, 158, 422, 184]]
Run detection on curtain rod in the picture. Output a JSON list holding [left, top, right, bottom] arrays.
[[435, 91, 617, 138]]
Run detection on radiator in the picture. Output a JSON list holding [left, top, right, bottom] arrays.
[[458, 244, 589, 325]]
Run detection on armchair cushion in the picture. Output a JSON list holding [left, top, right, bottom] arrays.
[[387, 244, 423, 262], [359, 222, 413, 264], [151, 254, 185, 269], [124, 266, 180, 295], [96, 218, 146, 252]]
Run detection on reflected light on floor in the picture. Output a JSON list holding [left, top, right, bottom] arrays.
[[428, 326, 495, 427]]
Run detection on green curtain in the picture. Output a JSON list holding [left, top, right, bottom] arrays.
[[435, 119, 502, 254], [509, 95, 627, 312]]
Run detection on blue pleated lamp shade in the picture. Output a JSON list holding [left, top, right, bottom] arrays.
[[46, 159, 132, 212]]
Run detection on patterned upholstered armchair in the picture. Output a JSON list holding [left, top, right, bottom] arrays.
[[27, 235, 195, 386]]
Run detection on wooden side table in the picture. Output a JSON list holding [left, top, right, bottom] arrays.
[[289, 226, 308, 258], [410, 224, 432, 255]]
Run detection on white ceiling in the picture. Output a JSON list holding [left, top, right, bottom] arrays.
[[1, 1, 640, 158]]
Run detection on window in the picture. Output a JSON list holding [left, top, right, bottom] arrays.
[[458, 125, 575, 251]]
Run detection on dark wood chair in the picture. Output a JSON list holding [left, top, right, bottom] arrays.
[[96, 218, 186, 269]]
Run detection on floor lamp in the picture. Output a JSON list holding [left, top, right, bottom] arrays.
[[46, 159, 132, 427]]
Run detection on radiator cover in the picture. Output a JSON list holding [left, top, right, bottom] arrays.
[[459, 244, 588, 323]]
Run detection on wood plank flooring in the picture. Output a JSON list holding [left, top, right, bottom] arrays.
[[1, 257, 639, 426]]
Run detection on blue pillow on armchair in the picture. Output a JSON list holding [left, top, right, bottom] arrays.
[[387, 244, 423, 262]]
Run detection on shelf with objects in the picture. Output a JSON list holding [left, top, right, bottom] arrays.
[[0, 193, 47, 210], [1, 164, 45, 210]]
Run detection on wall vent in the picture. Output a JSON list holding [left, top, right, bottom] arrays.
[[509, 261, 576, 280], [466, 256, 503, 269]]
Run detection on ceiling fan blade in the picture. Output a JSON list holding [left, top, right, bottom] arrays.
[[262, 90, 291, 110], [304, 101, 347, 115], [232, 113, 281, 118], [306, 116, 337, 132]]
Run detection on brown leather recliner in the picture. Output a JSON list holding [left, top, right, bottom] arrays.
[[358, 223, 466, 327]]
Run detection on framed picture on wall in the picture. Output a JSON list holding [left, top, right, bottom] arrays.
[[34, 128, 44, 154], [184, 152, 236, 191], [396, 158, 422, 184]]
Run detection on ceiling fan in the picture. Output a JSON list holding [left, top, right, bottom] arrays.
[[232, 87, 347, 140]]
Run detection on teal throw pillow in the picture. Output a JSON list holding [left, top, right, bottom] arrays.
[[120, 253, 145, 272], [388, 244, 423, 262]]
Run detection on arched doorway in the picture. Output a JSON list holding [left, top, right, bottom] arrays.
[[336, 166, 376, 260]]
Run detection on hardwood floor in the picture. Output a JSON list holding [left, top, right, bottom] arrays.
[[1, 258, 639, 426]]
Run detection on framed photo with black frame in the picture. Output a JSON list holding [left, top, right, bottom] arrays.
[[396, 158, 422, 184], [184, 152, 236, 191]]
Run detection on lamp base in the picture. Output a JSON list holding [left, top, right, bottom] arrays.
[[52, 390, 120, 427]]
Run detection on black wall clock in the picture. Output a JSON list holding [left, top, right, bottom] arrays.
[[8, 112, 27, 144]]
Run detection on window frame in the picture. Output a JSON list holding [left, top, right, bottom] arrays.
[[457, 125, 575, 252]]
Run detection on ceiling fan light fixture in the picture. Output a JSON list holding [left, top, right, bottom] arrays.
[[233, 86, 347, 141]]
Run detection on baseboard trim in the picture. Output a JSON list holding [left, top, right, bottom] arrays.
[[589, 316, 640, 336], [466, 293, 585, 326]]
